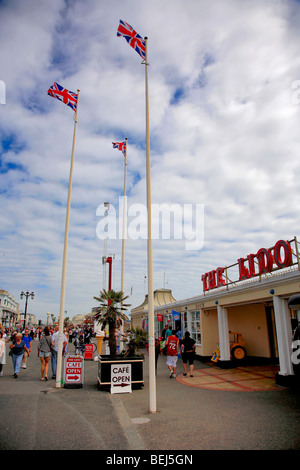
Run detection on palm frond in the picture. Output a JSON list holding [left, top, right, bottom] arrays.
[[92, 289, 131, 358]]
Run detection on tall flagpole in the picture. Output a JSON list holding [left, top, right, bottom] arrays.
[[144, 37, 156, 413], [56, 89, 80, 389], [120, 137, 127, 351]]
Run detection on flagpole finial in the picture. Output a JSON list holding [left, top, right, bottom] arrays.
[[77, 89, 80, 93]]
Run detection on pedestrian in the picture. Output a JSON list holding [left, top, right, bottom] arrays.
[[63, 329, 68, 355], [68, 328, 73, 343], [155, 337, 161, 375], [165, 326, 172, 340], [74, 334, 85, 355], [2, 329, 7, 344], [165, 329, 179, 378], [21, 328, 32, 369], [10, 330, 17, 342], [9, 332, 29, 378], [176, 327, 182, 342], [161, 325, 168, 341], [38, 326, 52, 381], [84, 327, 91, 344], [0, 331, 6, 376], [181, 331, 196, 377], [51, 326, 67, 379]]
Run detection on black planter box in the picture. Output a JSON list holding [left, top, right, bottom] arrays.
[[97, 354, 144, 390]]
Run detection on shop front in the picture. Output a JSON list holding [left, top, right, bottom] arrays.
[[131, 237, 300, 386]]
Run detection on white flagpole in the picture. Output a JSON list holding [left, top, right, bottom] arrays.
[[120, 138, 127, 351], [56, 89, 80, 389], [144, 37, 156, 413]]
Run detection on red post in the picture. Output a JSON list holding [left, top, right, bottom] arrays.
[[106, 256, 113, 291]]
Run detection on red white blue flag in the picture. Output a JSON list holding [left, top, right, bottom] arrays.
[[48, 82, 78, 112], [117, 20, 146, 60], [112, 141, 126, 155]]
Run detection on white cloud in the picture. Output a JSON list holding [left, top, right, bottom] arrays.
[[1, 0, 300, 322]]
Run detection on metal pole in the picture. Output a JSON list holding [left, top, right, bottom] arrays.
[[56, 89, 80, 389], [120, 138, 127, 351], [144, 37, 156, 413], [23, 293, 28, 330]]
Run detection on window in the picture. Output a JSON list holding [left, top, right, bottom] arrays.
[[189, 310, 201, 345], [183, 310, 188, 332], [155, 317, 162, 339]]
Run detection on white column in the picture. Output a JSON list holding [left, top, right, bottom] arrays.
[[273, 296, 294, 377], [217, 305, 231, 362]]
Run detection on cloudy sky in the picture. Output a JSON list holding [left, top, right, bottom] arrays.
[[1, 0, 300, 322]]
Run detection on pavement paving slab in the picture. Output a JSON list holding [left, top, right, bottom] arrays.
[[1, 339, 300, 453]]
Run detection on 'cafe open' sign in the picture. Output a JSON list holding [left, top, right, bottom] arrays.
[[201, 239, 292, 292]]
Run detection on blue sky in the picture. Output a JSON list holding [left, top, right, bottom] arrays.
[[1, 0, 300, 322]]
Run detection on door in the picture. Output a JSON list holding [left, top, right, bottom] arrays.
[[265, 305, 278, 359]]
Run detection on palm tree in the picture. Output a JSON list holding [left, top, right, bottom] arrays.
[[92, 289, 130, 358]]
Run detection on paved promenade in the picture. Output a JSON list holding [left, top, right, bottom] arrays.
[[0, 338, 300, 452]]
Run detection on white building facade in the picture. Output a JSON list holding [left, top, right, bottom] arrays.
[[0, 290, 19, 328]]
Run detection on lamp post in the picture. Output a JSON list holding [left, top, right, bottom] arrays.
[[20, 291, 34, 330]]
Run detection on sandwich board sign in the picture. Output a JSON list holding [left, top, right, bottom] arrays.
[[84, 344, 93, 360], [111, 363, 132, 394], [64, 355, 84, 388]]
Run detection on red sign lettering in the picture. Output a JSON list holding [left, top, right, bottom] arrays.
[[202, 239, 292, 292], [201, 272, 208, 292], [216, 267, 226, 287], [273, 239, 292, 268]]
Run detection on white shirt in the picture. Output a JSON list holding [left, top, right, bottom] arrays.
[[51, 331, 67, 352]]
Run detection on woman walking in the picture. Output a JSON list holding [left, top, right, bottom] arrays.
[[0, 331, 6, 376], [38, 326, 52, 381], [9, 333, 29, 378]]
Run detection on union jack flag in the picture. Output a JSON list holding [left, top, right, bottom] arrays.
[[112, 141, 126, 155], [117, 20, 146, 60], [48, 82, 78, 112]]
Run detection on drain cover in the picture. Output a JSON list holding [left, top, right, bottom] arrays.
[[131, 417, 150, 424]]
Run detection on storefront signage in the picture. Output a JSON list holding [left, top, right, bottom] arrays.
[[84, 344, 94, 360], [64, 355, 84, 387], [172, 310, 180, 321], [202, 239, 293, 292], [111, 364, 132, 394]]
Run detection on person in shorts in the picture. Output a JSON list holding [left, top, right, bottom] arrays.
[[38, 327, 52, 381], [21, 328, 31, 369], [165, 330, 179, 378], [181, 331, 196, 377]]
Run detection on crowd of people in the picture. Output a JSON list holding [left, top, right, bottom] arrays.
[[0, 325, 95, 379], [0, 322, 196, 381]]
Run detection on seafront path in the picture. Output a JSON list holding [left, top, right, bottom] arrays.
[[0, 337, 299, 452]]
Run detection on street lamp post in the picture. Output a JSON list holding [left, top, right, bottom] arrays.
[[20, 291, 34, 330]]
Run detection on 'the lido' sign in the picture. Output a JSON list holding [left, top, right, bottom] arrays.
[[201, 239, 293, 292]]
